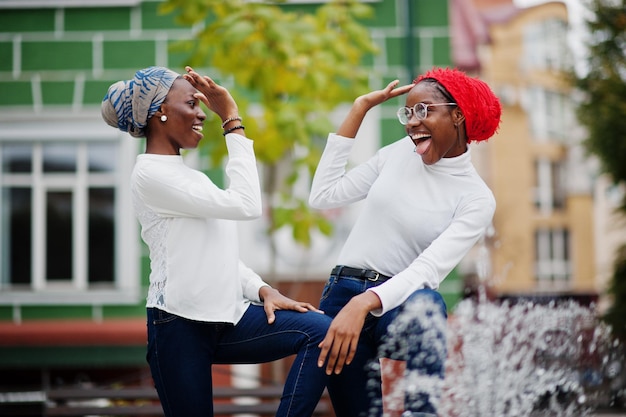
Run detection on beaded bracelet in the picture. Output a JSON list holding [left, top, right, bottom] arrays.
[[222, 125, 245, 136], [221, 116, 242, 128]]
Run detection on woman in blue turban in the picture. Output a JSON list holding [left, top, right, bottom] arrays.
[[102, 66, 332, 417]]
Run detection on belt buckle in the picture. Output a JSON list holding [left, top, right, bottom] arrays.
[[367, 272, 380, 282]]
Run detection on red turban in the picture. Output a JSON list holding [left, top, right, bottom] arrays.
[[415, 68, 501, 143]]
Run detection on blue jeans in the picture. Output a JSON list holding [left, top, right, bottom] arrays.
[[319, 272, 448, 417], [146, 305, 332, 417]]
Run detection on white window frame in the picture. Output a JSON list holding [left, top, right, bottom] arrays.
[[534, 158, 566, 214], [545, 90, 573, 141], [535, 228, 571, 290], [0, 115, 140, 305], [526, 87, 573, 143], [526, 87, 548, 141], [523, 18, 569, 72]]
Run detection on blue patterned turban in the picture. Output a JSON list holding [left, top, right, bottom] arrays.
[[101, 66, 180, 138]]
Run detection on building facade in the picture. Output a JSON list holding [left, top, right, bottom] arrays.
[[457, 0, 606, 304]]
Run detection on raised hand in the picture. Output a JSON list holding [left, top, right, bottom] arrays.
[[355, 79, 416, 110], [337, 80, 415, 138], [183, 66, 238, 121]]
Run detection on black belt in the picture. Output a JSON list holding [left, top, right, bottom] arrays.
[[331, 265, 391, 282]]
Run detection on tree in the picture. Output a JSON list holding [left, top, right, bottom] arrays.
[[160, 0, 377, 276], [603, 245, 626, 342], [574, 0, 626, 341]]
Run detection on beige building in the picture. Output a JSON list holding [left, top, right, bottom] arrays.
[[453, 0, 609, 303]]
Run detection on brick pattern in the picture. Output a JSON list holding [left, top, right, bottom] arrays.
[[0, 0, 451, 110], [0, 1, 194, 108]]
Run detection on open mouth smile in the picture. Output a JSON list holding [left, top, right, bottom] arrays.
[[411, 133, 432, 155]]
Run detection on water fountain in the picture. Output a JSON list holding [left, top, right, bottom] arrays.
[[440, 298, 624, 417], [374, 297, 624, 417], [370, 240, 625, 417]]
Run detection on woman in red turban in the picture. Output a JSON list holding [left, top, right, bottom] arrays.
[[310, 67, 501, 417]]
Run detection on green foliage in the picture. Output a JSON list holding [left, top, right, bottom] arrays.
[[160, 0, 377, 247], [574, 0, 626, 340], [575, 0, 626, 209], [271, 200, 333, 248], [603, 244, 626, 342]]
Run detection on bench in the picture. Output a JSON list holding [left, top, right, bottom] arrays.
[[43, 385, 331, 416]]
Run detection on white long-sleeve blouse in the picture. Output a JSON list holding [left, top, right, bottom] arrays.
[[132, 133, 267, 323]]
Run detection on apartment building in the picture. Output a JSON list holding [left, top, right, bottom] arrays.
[[455, 0, 605, 303]]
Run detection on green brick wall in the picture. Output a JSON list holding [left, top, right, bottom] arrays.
[[0, 9, 56, 32], [64, 7, 133, 31], [0, 81, 31, 105], [103, 40, 157, 69], [141, 1, 185, 30], [23, 41, 93, 71], [415, 1, 449, 26], [0, 0, 450, 109], [0, 1, 197, 111], [0, 42, 11, 71], [41, 81, 75, 105]]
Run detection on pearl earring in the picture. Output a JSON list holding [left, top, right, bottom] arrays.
[[160, 115, 167, 122]]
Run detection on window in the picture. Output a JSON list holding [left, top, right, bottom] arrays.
[[526, 87, 575, 142], [534, 228, 571, 289], [523, 18, 570, 72], [0, 119, 139, 305], [526, 87, 574, 142], [533, 158, 566, 213]]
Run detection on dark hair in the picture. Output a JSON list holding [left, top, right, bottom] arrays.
[[418, 78, 456, 104]]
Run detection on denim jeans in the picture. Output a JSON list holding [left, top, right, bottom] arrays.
[[146, 305, 332, 417], [319, 272, 448, 417]]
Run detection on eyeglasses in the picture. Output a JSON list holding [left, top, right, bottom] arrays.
[[396, 102, 457, 125]]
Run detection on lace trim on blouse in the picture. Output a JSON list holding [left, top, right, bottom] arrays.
[[135, 208, 170, 308]]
